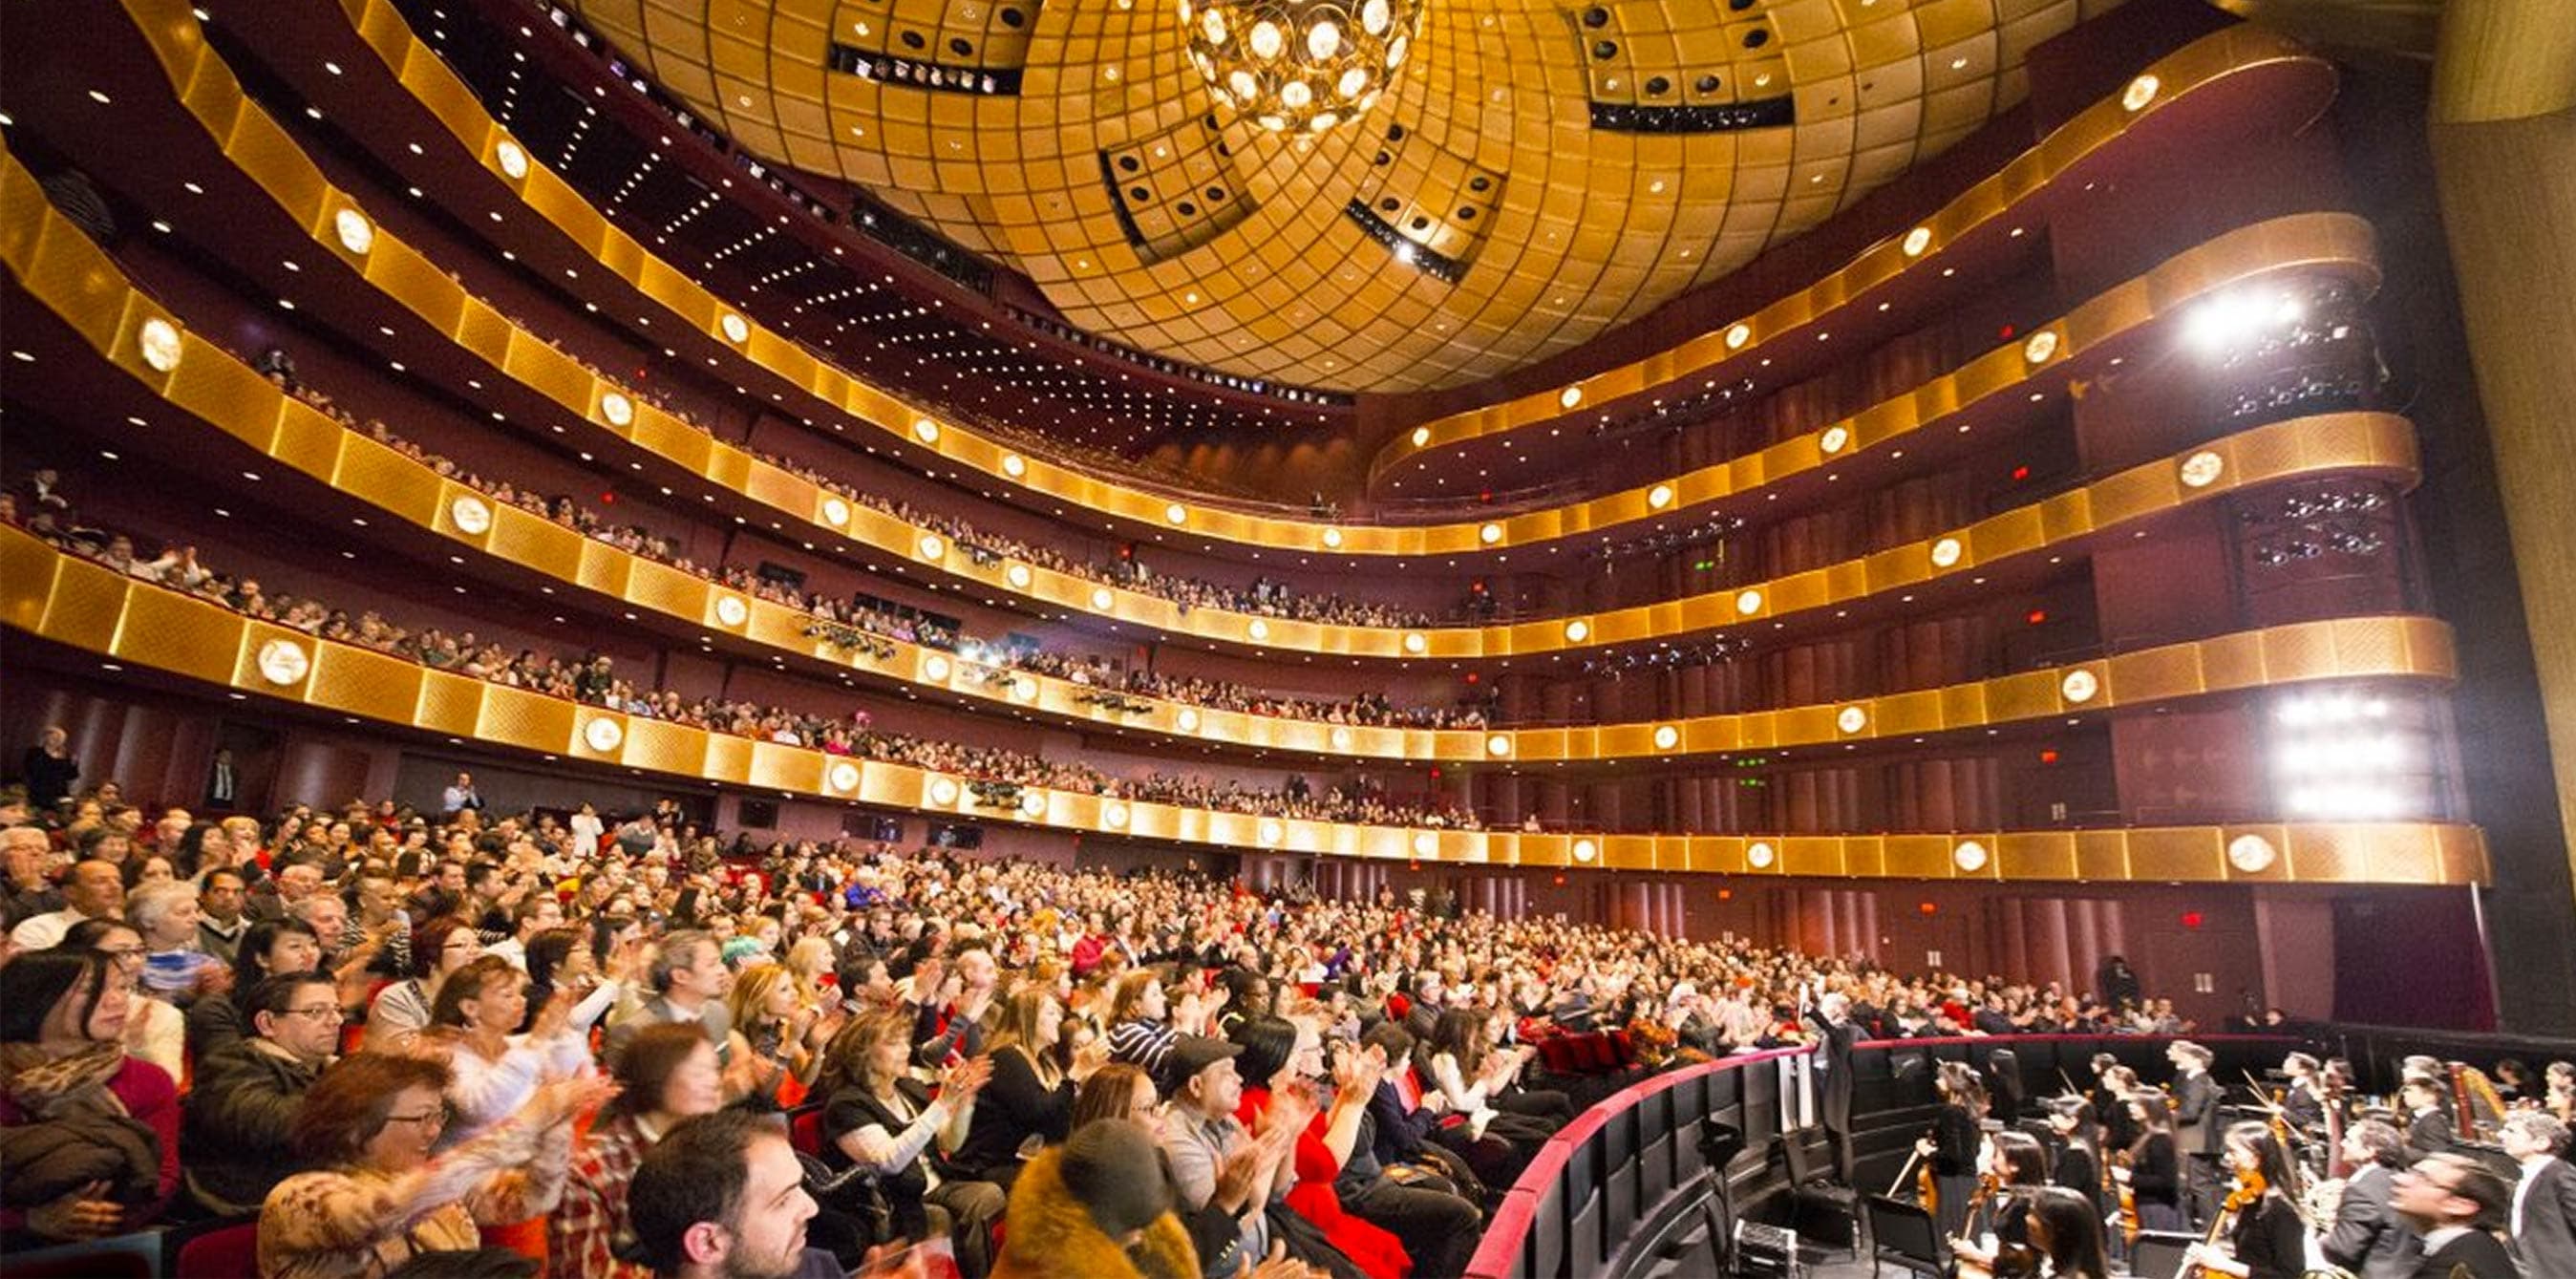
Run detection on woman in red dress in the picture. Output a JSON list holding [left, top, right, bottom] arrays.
[[1229, 1013, 1411, 1279]]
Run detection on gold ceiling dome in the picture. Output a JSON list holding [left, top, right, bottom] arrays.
[[565, 0, 2124, 393]]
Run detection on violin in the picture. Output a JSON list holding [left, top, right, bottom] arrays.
[[2178, 1169, 2267, 1279]]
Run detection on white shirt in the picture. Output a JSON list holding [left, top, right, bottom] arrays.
[[2516, 1153, 2549, 1236], [569, 813, 603, 858], [9, 906, 107, 951]]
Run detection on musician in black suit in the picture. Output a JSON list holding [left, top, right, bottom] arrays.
[[2392, 1152, 2518, 1279], [2401, 1076, 2457, 1163], [2280, 1052, 2326, 1131], [2501, 1110, 2576, 1279], [2170, 1039, 2224, 1222], [1805, 988, 1861, 1183], [2320, 1119, 2423, 1279]]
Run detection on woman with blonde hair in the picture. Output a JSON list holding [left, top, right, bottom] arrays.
[[723, 961, 840, 1106], [948, 987, 1106, 1189]]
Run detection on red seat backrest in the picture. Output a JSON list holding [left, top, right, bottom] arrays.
[[789, 1105, 826, 1157], [173, 1222, 260, 1279]]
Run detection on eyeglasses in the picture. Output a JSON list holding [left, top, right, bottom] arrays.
[[384, 1109, 448, 1130], [286, 1005, 346, 1020]]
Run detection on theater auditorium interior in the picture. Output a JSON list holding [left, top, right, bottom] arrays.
[[3, 0, 2573, 1275]]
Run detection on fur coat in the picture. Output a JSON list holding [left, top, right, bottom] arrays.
[[990, 1145, 1201, 1279]]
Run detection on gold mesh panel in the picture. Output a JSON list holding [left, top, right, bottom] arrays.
[[1102, 112, 1257, 263], [116, 587, 242, 687], [303, 643, 429, 723], [415, 671, 489, 737], [481, 685, 582, 753]]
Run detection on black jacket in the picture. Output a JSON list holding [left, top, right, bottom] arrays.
[[183, 1040, 321, 1212], [2411, 1227, 2516, 1279], [2174, 1072, 2223, 1156], [2320, 1163, 2423, 1279], [2226, 1192, 2309, 1279], [2512, 1156, 2576, 1279]]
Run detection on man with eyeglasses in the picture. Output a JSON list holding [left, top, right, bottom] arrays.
[[183, 971, 342, 1215], [2391, 1151, 2518, 1279]]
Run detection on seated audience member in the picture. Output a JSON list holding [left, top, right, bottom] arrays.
[[257, 1053, 610, 1278], [190, 916, 324, 1058], [1229, 1014, 1409, 1279], [815, 1008, 997, 1271], [2392, 1151, 2518, 1279], [0, 948, 181, 1245], [522, 926, 628, 1036], [60, 917, 187, 1082], [552, 1023, 728, 1279], [1161, 1034, 1291, 1277], [184, 971, 341, 1214], [127, 879, 221, 1006], [423, 954, 592, 1148], [725, 961, 839, 1107], [1104, 968, 1182, 1091], [2, 822, 65, 931], [9, 857, 124, 950], [606, 929, 736, 1075], [369, 914, 484, 1054], [623, 1108, 839, 1279], [989, 1119, 1203, 1279], [198, 865, 252, 963], [950, 988, 1100, 1189]]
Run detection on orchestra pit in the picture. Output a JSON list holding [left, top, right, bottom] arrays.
[[6, 0, 2576, 1274]]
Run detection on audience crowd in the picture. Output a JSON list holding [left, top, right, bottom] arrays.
[[6, 473, 1486, 831], [0, 758, 2278, 1278]]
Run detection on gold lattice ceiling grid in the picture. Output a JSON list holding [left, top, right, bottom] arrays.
[[567, 0, 2122, 392]]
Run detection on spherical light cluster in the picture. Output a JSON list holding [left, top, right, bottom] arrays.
[[1182, 0, 1422, 135]]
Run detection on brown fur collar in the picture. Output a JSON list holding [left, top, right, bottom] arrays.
[[990, 1146, 1201, 1279]]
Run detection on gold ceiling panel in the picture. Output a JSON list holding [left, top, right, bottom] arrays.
[[289, 0, 2331, 558], [563, 0, 2123, 390], [0, 524, 2489, 885], [1102, 111, 1259, 263]]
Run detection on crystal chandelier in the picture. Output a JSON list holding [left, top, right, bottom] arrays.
[[1181, 0, 1423, 135]]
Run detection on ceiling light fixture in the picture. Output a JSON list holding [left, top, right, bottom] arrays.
[[1184, 0, 1422, 134]]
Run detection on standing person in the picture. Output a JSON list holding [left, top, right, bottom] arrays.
[[2181, 1122, 2307, 1279], [606, 930, 736, 1071], [1915, 1061, 1985, 1240], [2500, 1110, 2576, 1278], [2023, 1184, 2113, 1279], [569, 803, 605, 862], [366, 915, 483, 1054], [1806, 988, 1860, 1183], [21, 725, 79, 811], [949, 989, 1103, 1190], [205, 748, 241, 811], [442, 773, 486, 818], [257, 1055, 610, 1278], [2319, 1119, 2424, 1279], [1161, 1034, 1282, 1277], [2390, 1153, 2518, 1279], [2114, 1090, 2188, 1233]]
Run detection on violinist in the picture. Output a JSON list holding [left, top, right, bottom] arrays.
[[2113, 1088, 2188, 1232], [2317, 1119, 2422, 1279], [1952, 1130, 2052, 1271], [2279, 1053, 2325, 1132], [2089, 1054, 2137, 1154], [1916, 1061, 1986, 1238], [2024, 1185, 2113, 1279], [2181, 1121, 2306, 1279], [2043, 1097, 2103, 1213]]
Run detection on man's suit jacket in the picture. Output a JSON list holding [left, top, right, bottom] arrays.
[[2174, 1071, 2224, 1156], [2512, 1156, 2576, 1279], [2406, 1108, 2457, 1163], [1804, 1011, 1858, 1130], [2411, 1227, 2516, 1279], [2321, 1163, 2423, 1279]]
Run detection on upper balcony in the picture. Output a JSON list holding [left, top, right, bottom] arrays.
[[191, 0, 2346, 562]]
